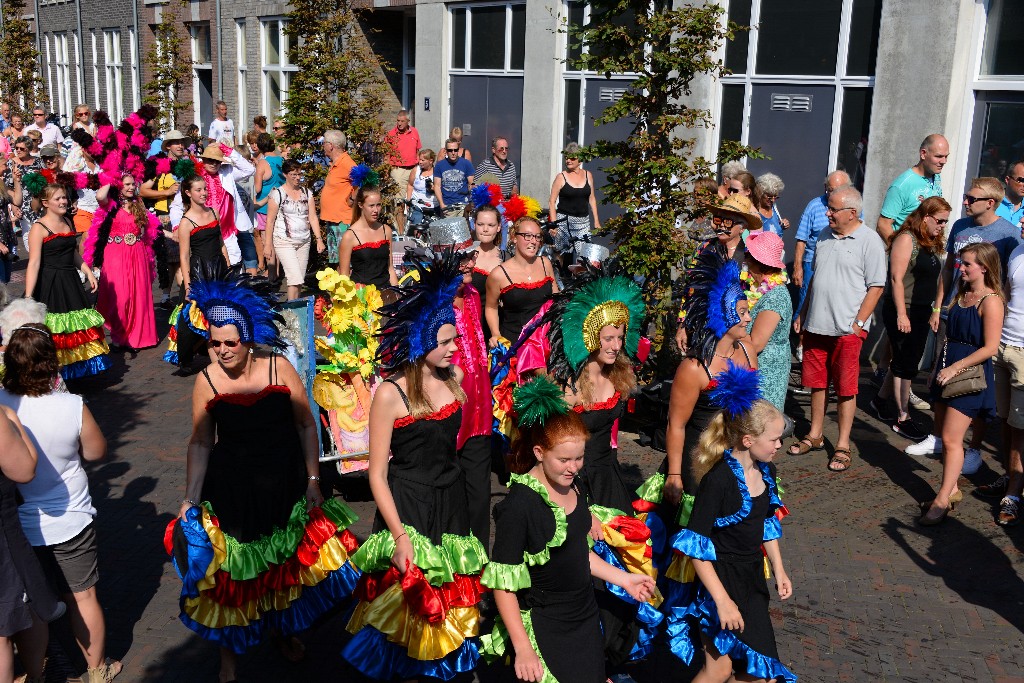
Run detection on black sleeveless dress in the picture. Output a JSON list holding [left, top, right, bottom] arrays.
[[199, 357, 306, 541], [575, 392, 632, 513], [370, 379, 469, 544], [168, 216, 223, 367], [349, 230, 392, 289], [185, 216, 223, 280], [35, 221, 110, 379], [496, 261, 554, 343]]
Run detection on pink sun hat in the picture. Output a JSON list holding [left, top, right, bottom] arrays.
[[745, 231, 785, 270]]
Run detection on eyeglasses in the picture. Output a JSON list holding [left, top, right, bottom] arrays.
[[208, 339, 242, 349], [727, 187, 741, 194], [495, 146, 508, 151], [825, 206, 856, 214], [516, 232, 543, 241], [711, 216, 736, 227], [964, 194, 993, 205], [929, 216, 950, 225]]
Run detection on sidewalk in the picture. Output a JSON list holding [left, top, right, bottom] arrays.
[[15, 269, 1023, 682]]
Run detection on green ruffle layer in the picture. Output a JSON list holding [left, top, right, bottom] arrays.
[[349, 525, 488, 586], [635, 472, 665, 504], [590, 503, 630, 524], [208, 497, 359, 581], [45, 308, 105, 334], [480, 561, 531, 592], [480, 610, 558, 683]]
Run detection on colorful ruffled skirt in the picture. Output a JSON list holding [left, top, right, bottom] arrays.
[[589, 504, 665, 662], [342, 526, 488, 681], [163, 301, 209, 365], [165, 498, 361, 654], [48, 308, 112, 379]]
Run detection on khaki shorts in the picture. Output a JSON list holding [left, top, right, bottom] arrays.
[[390, 166, 414, 199], [994, 342, 1024, 429]]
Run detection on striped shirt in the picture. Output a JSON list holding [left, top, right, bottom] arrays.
[[475, 157, 518, 199]]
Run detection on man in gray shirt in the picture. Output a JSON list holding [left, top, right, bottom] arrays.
[[792, 186, 887, 472], [474, 136, 518, 200]]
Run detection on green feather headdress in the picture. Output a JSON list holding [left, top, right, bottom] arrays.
[[513, 376, 570, 428], [546, 271, 646, 388]]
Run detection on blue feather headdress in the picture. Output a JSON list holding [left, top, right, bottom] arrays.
[[707, 360, 761, 417], [682, 246, 746, 366], [349, 163, 380, 189], [188, 269, 285, 347], [375, 249, 463, 372]]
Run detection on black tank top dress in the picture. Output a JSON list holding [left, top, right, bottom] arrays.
[[371, 379, 469, 545], [575, 392, 632, 513], [349, 230, 392, 289], [496, 262, 554, 343]]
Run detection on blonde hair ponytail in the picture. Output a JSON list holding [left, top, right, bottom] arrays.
[[690, 400, 783, 485]]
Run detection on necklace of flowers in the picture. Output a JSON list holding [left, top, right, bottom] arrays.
[[742, 270, 789, 309]]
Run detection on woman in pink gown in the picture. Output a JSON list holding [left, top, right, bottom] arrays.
[[84, 174, 159, 349]]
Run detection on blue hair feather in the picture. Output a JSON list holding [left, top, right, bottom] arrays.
[[707, 360, 761, 417], [706, 260, 744, 338], [471, 184, 492, 207]]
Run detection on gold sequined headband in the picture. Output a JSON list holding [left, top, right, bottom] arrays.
[[581, 300, 630, 353]]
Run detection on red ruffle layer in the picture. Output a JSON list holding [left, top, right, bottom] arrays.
[[355, 566, 486, 624], [52, 326, 104, 349]]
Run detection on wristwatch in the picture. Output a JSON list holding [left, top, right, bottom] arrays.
[[854, 319, 865, 328]]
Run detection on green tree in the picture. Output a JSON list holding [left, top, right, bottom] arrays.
[[143, 1, 193, 129], [568, 0, 759, 281], [0, 0, 46, 109], [282, 0, 394, 186]]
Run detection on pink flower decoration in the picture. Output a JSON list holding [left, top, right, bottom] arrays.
[[155, 158, 171, 175], [73, 173, 89, 190], [125, 112, 143, 128]]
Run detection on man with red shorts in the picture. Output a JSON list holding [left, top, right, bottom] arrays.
[[792, 185, 886, 472]]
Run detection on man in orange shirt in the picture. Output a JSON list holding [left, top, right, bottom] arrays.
[[320, 129, 357, 264], [386, 110, 421, 234]]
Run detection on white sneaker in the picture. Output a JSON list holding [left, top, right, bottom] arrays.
[[961, 448, 983, 475], [905, 434, 942, 456], [908, 391, 931, 411]]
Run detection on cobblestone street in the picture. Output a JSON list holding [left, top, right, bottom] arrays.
[[15, 276, 1024, 683]]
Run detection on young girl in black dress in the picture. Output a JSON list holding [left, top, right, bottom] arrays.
[[668, 373, 795, 683], [481, 377, 656, 683], [337, 187, 398, 289]]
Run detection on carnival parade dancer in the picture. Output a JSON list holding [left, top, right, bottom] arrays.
[[23, 183, 111, 379], [665, 368, 795, 683], [545, 266, 664, 665], [166, 270, 360, 683], [635, 247, 756, 555], [84, 173, 160, 350], [479, 376, 656, 682], [342, 250, 488, 680]]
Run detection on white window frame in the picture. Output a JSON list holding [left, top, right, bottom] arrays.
[[236, 20, 247, 143], [52, 33, 73, 123], [73, 31, 83, 103], [260, 17, 298, 119], [91, 31, 100, 111], [103, 29, 124, 122], [44, 35, 56, 113], [402, 12, 415, 112], [128, 28, 140, 113], [448, 2, 526, 76], [710, 0, 875, 172], [191, 23, 213, 133]]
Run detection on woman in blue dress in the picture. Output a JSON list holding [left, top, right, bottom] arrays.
[[921, 242, 1003, 525]]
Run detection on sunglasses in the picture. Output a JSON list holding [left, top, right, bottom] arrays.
[[516, 232, 543, 241], [727, 187, 741, 194], [930, 216, 950, 225], [1010, 176, 1024, 184], [963, 194, 992, 205], [14, 146, 26, 152], [495, 146, 508, 151], [208, 338, 242, 349], [445, 148, 459, 153], [76, 112, 89, 117], [712, 216, 736, 227], [273, 125, 285, 130]]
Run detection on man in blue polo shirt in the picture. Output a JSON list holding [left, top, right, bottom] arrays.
[[877, 134, 948, 245], [998, 160, 1024, 229]]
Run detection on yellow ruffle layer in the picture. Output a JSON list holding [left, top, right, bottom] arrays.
[[56, 339, 109, 367], [666, 552, 771, 583], [345, 582, 480, 661]]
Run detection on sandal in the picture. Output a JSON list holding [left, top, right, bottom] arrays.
[[918, 502, 952, 526], [788, 435, 825, 455], [919, 490, 962, 511], [828, 448, 852, 472]]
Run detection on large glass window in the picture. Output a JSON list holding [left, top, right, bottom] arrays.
[[53, 33, 73, 122], [724, 0, 751, 75], [450, 3, 526, 73], [755, 0, 842, 76], [562, 78, 581, 145], [103, 29, 124, 122], [128, 28, 140, 112], [261, 19, 297, 118], [846, 0, 883, 77], [981, 0, 1024, 76], [837, 88, 873, 188], [719, 84, 745, 150]]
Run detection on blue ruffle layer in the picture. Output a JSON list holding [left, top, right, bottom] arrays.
[[60, 353, 111, 380], [672, 529, 716, 561], [162, 350, 179, 365], [178, 561, 361, 654], [666, 588, 796, 682], [342, 627, 480, 681], [764, 516, 782, 542], [592, 540, 663, 661]]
